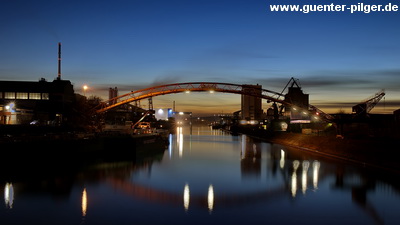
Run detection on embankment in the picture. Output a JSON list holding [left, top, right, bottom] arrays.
[[232, 127, 400, 172]]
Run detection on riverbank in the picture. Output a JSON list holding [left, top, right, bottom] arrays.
[[0, 125, 169, 176], [228, 127, 400, 173]]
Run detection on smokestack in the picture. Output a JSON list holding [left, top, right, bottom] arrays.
[[57, 42, 61, 80]]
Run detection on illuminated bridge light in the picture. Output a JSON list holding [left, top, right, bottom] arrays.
[[208, 184, 214, 213], [183, 183, 190, 212]]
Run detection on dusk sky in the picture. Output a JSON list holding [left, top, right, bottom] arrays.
[[1, 0, 399, 115]]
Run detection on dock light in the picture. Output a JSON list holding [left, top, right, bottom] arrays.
[[6, 103, 15, 112], [209, 90, 214, 93], [185, 90, 190, 93]]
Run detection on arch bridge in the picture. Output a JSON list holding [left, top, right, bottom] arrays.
[[93, 82, 288, 114], [92, 82, 332, 122]]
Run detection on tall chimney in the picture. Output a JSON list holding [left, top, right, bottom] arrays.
[[57, 42, 61, 80]]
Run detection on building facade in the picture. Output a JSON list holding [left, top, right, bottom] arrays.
[[241, 84, 263, 121], [0, 78, 75, 125]]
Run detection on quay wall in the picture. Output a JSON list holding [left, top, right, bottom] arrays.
[[230, 126, 400, 172]]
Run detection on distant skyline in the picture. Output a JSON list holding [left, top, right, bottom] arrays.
[[1, 0, 399, 115]]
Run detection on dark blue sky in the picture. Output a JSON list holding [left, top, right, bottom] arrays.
[[1, 0, 399, 114]]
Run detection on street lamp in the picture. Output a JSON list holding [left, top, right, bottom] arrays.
[[83, 85, 88, 96]]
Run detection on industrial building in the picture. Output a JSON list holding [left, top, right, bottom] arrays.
[[0, 78, 75, 125], [0, 42, 78, 126], [241, 84, 263, 121], [283, 79, 310, 123]]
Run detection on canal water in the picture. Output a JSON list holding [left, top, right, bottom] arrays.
[[1, 126, 400, 225]]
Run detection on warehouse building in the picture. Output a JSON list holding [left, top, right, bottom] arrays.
[[0, 78, 75, 125]]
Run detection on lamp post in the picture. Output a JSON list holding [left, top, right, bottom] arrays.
[[83, 85, 88, 97]]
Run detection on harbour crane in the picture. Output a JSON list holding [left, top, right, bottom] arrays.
[[352, 90, 385, 117]]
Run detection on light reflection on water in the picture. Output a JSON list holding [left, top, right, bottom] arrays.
[[4, 183, 13, 209], [82, 188, 87, 217], [1, 125, 400, 225]]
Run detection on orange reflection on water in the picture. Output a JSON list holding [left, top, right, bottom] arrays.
[[82, 188, 87, 217]]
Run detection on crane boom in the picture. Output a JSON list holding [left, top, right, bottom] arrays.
[[352, 90, 385, 116]]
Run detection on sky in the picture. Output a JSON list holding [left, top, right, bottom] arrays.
[[1, 0, 399, 115]]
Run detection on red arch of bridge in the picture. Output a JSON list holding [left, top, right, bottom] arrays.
[[94, 82, 288, 113]]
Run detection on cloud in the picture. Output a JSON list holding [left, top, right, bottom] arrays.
[[151, 74, 185, 86], [242, 68, 400, 94]]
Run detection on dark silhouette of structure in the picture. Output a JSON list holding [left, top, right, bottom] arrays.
[[0, 78, 75, 125]]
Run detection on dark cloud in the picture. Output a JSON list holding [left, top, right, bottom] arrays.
[[242, 68, 400, 94], [151, 74, 185, 86], [92, 84, 148, 94]]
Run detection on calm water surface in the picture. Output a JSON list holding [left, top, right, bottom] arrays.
[[1, 126, 400, 225]]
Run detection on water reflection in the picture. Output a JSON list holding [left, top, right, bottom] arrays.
[[177, 126, 183, 158], [4, 183, 13, 209], [82, 188, 87, 217], [168, 134, 173, 159], [313, 161, 320, 190], [288, 159, 320, 197], [183, 183, 190, 212], [2, 126, 400, 225], [240, 135, 261, 178], [208, 184, 214, 213], [291, 160, 300, 197], [280, 149, 285, 169], [302, 160, 309, 194]]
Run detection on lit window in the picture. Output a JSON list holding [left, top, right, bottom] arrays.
[[4, 92, 15, 99], [16, 92, 28, 99], [42, 93, 49, 100], [29, 93, 41, 100]]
